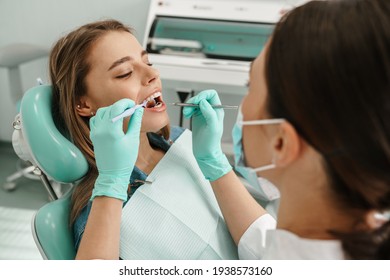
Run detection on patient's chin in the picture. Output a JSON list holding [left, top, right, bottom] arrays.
[[141, 112, 170, 133]]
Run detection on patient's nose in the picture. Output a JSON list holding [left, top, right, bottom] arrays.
[[143, 66, 159, 86]]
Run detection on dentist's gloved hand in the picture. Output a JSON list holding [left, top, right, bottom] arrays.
[[89, 99, 144, 201], [183, 90, 232, 181]]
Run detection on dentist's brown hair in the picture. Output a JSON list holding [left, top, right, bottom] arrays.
[[49, 19, 170, 226]]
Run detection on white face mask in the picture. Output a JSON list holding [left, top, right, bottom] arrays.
[[232, 106, 285, 201]]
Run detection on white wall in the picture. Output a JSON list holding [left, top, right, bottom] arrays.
[[0, 0, 152, 141]]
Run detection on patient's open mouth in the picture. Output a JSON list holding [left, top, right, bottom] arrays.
[[142, 92, 163, 109]]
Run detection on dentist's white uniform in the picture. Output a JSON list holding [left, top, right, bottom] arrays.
[[238, 214, 345, 260]]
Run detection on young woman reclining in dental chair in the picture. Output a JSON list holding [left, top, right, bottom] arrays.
[[49, 19, 237, 260]]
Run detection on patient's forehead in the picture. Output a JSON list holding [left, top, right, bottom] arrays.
[[87, 31, 142, 71]]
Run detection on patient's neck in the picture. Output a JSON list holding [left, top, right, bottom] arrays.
[[135, 132, 165, 175]]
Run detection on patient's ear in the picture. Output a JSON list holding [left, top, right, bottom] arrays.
[[75, 97, 94, 117], [272, 121, 301, 167]]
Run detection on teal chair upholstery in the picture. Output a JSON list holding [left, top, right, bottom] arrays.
[[12, 85, 89, 259], [31, 189, 76, 259], [14, 85, 88, 184]]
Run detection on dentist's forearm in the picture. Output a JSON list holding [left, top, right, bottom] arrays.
[[75, 197, 123, 260], [210, 170, 267, 245]]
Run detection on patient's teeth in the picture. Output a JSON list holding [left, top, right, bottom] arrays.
[[142, 92, 162, 106]]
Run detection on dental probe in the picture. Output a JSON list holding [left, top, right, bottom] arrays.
[[168, 102, 238, 109], [111, 100, 147, 123]]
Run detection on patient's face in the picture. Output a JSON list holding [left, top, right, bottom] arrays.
[[82, 31, 169, 133]]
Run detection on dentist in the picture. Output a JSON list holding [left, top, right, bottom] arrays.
[[184, 0, 390, 259]]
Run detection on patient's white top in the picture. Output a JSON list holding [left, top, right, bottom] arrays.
[[238, 214, 345, 260]]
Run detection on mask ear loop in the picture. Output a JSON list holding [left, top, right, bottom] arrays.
[[239, 118, 285, 173], [239, 118, 285, 126], [251, 155, 277, 173]]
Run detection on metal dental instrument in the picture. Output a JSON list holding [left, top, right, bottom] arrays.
[[168, 102, 238, 109], [112, 101, 238, 122], [111, 100, 148, 123]]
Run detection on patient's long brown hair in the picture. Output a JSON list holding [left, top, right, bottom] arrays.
[[49, 19, 170, 226]]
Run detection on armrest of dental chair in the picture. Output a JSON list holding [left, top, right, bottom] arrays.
[[12, 85, 89, 199]]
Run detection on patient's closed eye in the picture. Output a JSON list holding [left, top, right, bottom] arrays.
[[116, 71, 133, 79]]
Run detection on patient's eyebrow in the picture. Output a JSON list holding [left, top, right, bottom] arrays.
[[107, 51, 149, 71], [108, 56, 131, 71]]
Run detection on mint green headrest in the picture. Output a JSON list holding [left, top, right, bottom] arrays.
[[20, 85, 88, 183]]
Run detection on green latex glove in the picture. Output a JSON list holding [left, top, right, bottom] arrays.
[[89, 99, 144, 201], [183, 90, 232, 181]]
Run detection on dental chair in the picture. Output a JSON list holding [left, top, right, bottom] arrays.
[[0, 43, 48, 192], [11, 85, 89, 259], [32, 189, 76, 259]]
